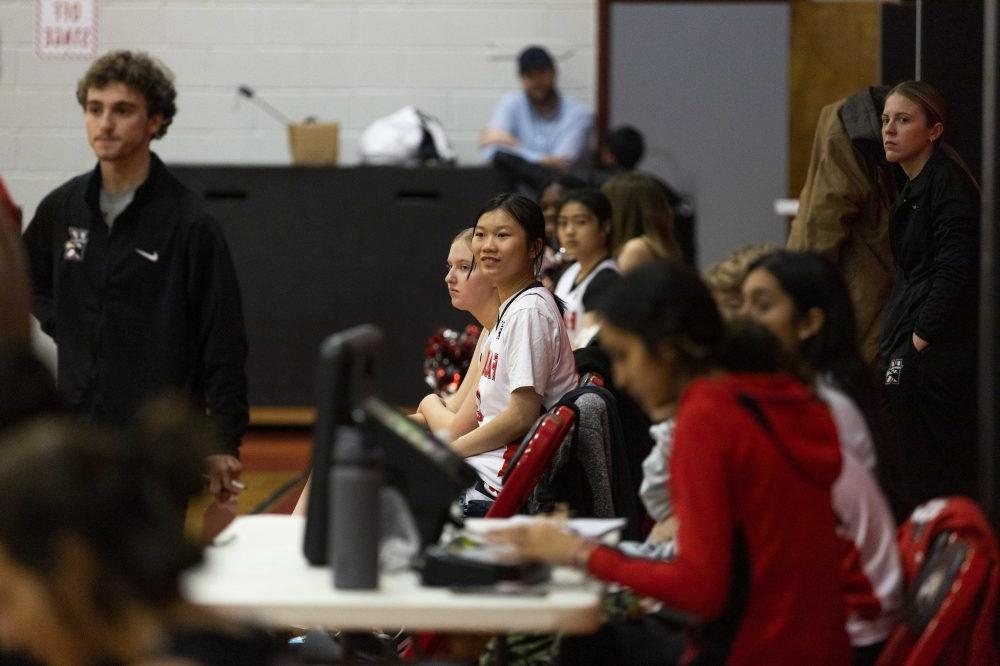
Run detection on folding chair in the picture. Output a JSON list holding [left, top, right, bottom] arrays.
[[876, 497, 999, 666], [485, 405, 576, 518]]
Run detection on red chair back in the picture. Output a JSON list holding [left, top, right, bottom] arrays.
[[876, 497, 999, 666], [578, 371, 605, 388], [485, 405, 575, 518]]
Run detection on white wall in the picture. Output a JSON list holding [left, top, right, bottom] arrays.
[[0, 0, 596, 221]]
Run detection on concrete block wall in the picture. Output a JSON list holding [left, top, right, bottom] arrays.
[[0, 0, 596, 221]]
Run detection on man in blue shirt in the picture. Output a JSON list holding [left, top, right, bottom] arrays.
[[481, 46, 593, 169]]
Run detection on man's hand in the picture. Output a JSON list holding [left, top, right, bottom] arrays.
[[480, 128, 518, 148], [205, 454, 244, 503], [912, 332, 930, 352], [539, 155, 570, 170]]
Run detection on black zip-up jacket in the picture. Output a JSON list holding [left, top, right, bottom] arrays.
[[22, 153, 248, 454], [878, 146, 980, 360]]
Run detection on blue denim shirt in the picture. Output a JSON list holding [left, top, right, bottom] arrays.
[[481, 90, 592, 164]]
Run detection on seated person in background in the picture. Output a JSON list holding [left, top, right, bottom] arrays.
[[0, 400, 283, 666], [553, 189, 620, 349], [741, 251, 902, 664], [601, 173, 682, 272], [539, 174, 587, 290], [490, 261, 851, 665], [702, 244, 776, 321], [449, 194, 578, 516], [493, 125, 699, 265], [480, 46, 592, 169], [415, 228, 499, 433], [599, 127, 697, 265]]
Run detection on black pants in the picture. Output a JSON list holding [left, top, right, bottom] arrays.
[[559, 612, 685, 665], [880, 339, 978, 515]]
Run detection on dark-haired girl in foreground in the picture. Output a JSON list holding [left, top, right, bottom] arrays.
[[742, 250, 901, 663], [0, 402, 283, 666], [490, 261, 850, 664], [449, 194, 577, 515], [553, 189, 620, 349]]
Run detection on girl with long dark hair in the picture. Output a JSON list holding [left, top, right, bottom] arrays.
[[449, 194, 577, 515], [742, 250, 902, 663], [553, 189, 620, 348], [491, 261, 850, 664]]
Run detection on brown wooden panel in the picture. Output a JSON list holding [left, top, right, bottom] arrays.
[[789, 2, 880, 198]]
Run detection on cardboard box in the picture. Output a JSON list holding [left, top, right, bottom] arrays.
[[287, 122, 339, 166]]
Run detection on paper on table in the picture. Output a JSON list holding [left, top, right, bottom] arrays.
[[464, 517, 626, 539]]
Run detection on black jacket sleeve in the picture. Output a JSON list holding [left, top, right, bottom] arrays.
[[21, 195, 57, 338], [188, 215, 249, 456], [913, 167, 980, 342], [581, 268, 621, 311]]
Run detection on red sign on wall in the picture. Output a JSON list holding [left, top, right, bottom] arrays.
[[35, 0, 99, 60]]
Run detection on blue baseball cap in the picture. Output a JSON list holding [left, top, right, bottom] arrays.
[[518, 46, 554, 74]]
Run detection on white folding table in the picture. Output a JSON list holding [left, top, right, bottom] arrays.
[[182, 514, 603, 635]]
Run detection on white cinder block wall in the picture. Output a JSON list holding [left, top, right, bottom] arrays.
[[0, 0, 597, 221]]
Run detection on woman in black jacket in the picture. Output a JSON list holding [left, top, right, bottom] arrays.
[[878, 80, 980, 512]]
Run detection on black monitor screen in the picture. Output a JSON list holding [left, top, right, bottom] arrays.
[[304, 325, 382, 565], [360, 396, 477, 548]]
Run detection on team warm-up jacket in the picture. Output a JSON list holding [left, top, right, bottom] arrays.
[[587, 374, 851, 665], [22, 153, 249, 454], [878, 145, 979, 361]]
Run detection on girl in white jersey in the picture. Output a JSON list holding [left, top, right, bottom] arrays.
[[450, 194, 578, 514], [554, 189, 621, 349], [415, 228, 499, 433], [741, 250, 902, 664], [294, 229, 498, 517]]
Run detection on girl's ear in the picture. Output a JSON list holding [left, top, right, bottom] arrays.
[[798, 306, 826, 341], [929, 121, 944, 142]]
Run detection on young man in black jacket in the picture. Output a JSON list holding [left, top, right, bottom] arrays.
[[22, 50, 248, 502]]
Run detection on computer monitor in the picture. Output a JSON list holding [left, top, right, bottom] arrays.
[[304, 325, 382, 565], [359, 396, 478, 549]]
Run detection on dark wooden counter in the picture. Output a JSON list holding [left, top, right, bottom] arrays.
[[171, 165, 510, 418]]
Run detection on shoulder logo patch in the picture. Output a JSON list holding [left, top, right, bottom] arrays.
[[63, 227, 89, 262]]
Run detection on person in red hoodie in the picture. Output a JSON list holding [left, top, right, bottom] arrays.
[[490, 260, 851, 665]]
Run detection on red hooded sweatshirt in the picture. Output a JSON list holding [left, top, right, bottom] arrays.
[[588, 373, 851, 665]]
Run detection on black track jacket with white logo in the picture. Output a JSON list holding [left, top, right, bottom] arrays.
[[22, 153, 248, 454]]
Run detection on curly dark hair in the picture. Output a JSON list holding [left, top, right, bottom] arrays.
[[76, 50, 177, 139]]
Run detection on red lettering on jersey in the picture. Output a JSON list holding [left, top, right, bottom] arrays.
[[481, 351, 499, 381], [566, 311, 577, 332], [475, 389, 483, 423]]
